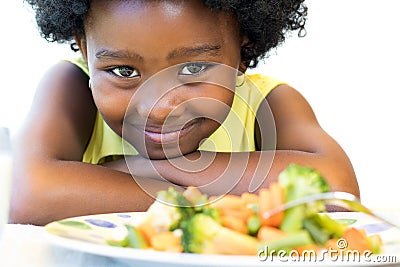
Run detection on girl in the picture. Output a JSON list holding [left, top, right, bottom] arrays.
[[11, 0, 359, 225]]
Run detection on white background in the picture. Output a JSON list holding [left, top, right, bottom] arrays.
[[1, 1, 399, 210]]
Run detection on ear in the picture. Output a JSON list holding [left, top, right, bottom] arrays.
[[238, 62, 248, 74], [238, 36, 250, 73], [74, 35, 88, 63]]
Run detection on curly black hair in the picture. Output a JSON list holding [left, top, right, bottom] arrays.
[[25, 0, 307, 68]]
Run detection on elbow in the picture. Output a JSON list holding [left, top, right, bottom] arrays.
[[8, 198, 35, 225], [9, 193, 55, 226], [9, 185, 43, 226], [325, 166, 360, 198], [9, 171, 53, 226]]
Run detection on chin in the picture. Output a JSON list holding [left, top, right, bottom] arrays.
[[137, 143, 198, 160]]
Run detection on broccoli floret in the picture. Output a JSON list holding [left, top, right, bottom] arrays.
[[278, 164, 330, 232], [147, 187, 221, 231], [181, 213, 221, 253], [147, 187, 195, 231], [279, 164, 330, 201]]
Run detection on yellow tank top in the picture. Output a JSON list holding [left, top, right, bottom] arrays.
[[65, 58, 285, 164]]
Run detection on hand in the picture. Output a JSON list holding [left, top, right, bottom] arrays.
[[124, 151, 216, 183], [124, 155, 167, 181]]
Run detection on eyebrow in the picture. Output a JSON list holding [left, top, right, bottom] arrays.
[[167, 44, 222, 60], [95, 49, 144, 61], [95, 44, 222, 62]]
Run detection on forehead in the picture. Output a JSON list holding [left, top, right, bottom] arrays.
[[85, 0, 239, 43], [84, 0, 242, 68], [86, 0, 233, 26]]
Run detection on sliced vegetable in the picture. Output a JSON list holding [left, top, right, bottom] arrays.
[[342, 227, 371, 252], [368, 234, 382, 254], [241, 192, 259, 205], [150, 231, 182, 252], [302, 213, 347, 246], [258, 230, 314, 254], [294, 244, 321, 255], [210, 195, 245, 210], [258, 188, 273, 226], [247, 215, 261, 236], [125, 225, 148, 249], [303, 216, 331, 245], [181, 213, 259, 255], [220, 215, 248, 234], [257, 226, 287, 242]]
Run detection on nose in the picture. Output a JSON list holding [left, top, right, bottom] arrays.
[[129, 66, 188, 124], [136, 88, 186, 123]]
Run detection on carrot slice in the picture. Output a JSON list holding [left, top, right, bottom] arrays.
[[212, 227, 259, 255], [257, 225, 287, 242], [241, 192, 259, 205], [136, 216, 156, 245], [342, 227, 371, 252], [258, 188, 273, 226], [220, 206, 254, 221], [258, 182, 284, 227], [326, 228, 372, 253], [220, 215, 248, 234], [295, 244, 320, 255], [325, 238, 339, 250], [150, 231, 182, 252], [268, 182, 284, 227], [210, 195, 244, 209], [258, 182, 285, 227]]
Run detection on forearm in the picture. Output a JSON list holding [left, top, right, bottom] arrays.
[[10, 158, 170, 226], [127, 150, 358, 197]]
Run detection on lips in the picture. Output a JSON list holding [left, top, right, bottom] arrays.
[[142, 119, 200, 144]]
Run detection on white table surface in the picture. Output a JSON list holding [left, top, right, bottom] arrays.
[[0, 224, 128, 267]]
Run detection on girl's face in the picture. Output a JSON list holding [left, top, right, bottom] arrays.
[[81, 0, 243, 159]]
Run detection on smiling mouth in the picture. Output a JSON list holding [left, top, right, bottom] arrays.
[[143, 119, 200, 144]]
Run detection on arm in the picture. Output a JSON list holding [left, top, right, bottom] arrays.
[[120, 84, 359, 197], [10, 61, 169, 226]]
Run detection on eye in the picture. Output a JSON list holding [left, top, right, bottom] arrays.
[[111, 66, 140, 78], [180, 62, 212, 76]]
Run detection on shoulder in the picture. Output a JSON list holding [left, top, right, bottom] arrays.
[[40, 58, 89, 86], [237, 73, 287, 111], [249, 73, 316, 126], [32, 59, 95, 123], [244, 73, 287, 98], [35, 58, 91, 98], [244, 73, 306, 106], [62, 57, 89, 76], [265, 82, 318, 129]]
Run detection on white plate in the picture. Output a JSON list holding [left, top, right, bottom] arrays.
[[44, 212, 400, 267]]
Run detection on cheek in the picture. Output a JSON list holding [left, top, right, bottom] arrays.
[[92, 85, 131, 135], [188, 84, 234, 123]]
